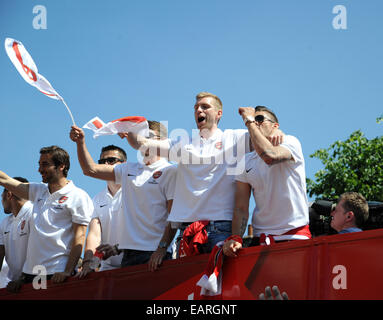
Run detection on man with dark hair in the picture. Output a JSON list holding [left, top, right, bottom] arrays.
[[224, 106, 311, 257], [100, 145, 127, 161], [39, 145, 71, 178], [77, 145, 127, 278], [0, 177, 33, 285], [254, 105, 279, 123], [330, 192, 369, 233], [0, 145, 93, 292], [70, 121, 177, 270]]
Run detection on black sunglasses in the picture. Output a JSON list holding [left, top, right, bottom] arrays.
[[255, 114, 275, 123], [98, 157, 124, 165]]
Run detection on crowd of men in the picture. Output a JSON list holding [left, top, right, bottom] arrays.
[[0, 92, 369, 293]]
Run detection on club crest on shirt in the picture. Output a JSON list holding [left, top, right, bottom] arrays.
[[153, 171, 162, 179], [21, 220, 26, 230], [215, 141, 223, 150], [58, 196, 68, 204]]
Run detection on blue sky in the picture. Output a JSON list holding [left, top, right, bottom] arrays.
[[0, 0, 382, 224]]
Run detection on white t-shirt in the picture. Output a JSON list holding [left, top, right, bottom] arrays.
[[0, 201, 33, 280], [168, 128, 249, 223], [114, 158, 177, 251], [236, 135, 309, 236], [92, 187, 123, 270], [23, 181, 93, 275]]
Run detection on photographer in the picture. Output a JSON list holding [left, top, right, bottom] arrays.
[[330, 192, 369, 234]]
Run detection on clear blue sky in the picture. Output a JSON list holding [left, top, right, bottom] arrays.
[[0, 0, 382, 223]]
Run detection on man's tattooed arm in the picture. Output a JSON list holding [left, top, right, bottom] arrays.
[[259, 148, 293, 166], [233, 207, 249, 237]]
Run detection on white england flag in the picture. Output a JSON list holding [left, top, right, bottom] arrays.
[[5, 38, 61, 99], [4, 37, 76, 125], [83, 116, 149, 139]]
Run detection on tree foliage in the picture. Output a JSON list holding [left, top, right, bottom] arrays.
[[307, 117, 383, 201]]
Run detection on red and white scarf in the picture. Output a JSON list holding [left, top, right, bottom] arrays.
[[259, 224, 311, 245], [196, 235, 243, 298]]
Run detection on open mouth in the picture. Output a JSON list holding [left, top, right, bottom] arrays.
[[198, 116, 206, 123]]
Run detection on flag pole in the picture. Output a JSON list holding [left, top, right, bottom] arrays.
[[59, 97, 76, 126]]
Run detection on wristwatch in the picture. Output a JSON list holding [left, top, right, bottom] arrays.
[[244, 116, 255, 126], [158, 241, 168, 249]]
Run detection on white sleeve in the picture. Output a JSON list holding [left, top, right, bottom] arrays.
[[280, 135, 304, 164], [113, 162, 127, 185], [234, 152, 252, 184], [160, 165, 177, 201], [0, 219, 6, 245], [91, 197, 100, 219], [235, 167, 249, 184], [28, 182, 44, 203], [235, 129, 251, 154], [168, 135, 189, 163], [71, 191, 94, 225]]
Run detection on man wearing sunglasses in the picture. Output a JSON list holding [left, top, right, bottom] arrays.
[[70, 121, 177, 270], [224, 106, 311, 257], [76, 145, 127, 279]]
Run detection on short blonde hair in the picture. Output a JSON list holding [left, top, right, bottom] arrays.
[[196, 92, 223, 110], [148, 120, 168, 139]]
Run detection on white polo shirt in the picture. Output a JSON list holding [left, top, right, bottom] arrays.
[[92, 187, 123, 270], [114, 158, 177, 251], [0, 201, 33, 280], [23, 181, 93, 275], [235, 135, 309, 236], [167, 128, 249, 223]]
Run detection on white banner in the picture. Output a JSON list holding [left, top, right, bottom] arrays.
[[4, 38, 61, 100], [4, 37, 76, 125], [83, 116, 149, 139]]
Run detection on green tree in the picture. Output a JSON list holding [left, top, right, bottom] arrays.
[[307, 117, 383, 201]]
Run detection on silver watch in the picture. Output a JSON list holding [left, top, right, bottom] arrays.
[[245, 115, 255, 126]]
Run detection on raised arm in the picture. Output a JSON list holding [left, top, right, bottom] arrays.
[[0, 171, 29, 200], [239, 107, 292, 166], [118, 132, 171, 159], [70, 126, 115, 181]]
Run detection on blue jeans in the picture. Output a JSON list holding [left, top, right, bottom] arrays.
[[177, 220, 232, 257], [121, 249, 172, 267]]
